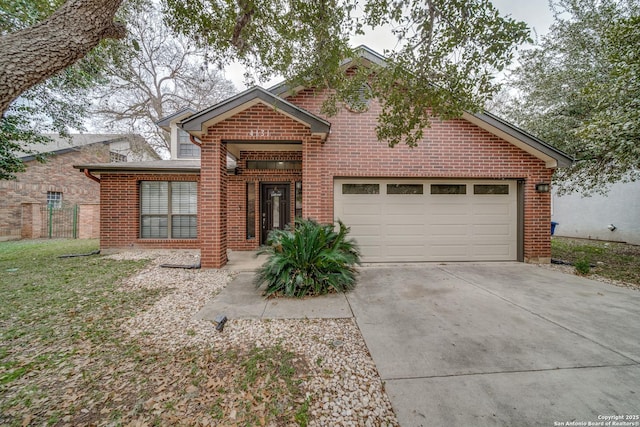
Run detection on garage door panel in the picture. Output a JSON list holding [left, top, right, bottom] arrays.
[[471, 244, 513, 257], [341, 203, 381, 216], [384, 203, 425, 215], [386, 237, 426, 248], [430, 224, 470, 236], [429, 244, 471, 257], [386, 224, 426, 236], [335, 179, 517, 262], [386, 244, 427, 256], [347, 225, 381, 237], [472, 224, 513, 236], [473, 203, 513, 216], [430, 204, 470, 215]]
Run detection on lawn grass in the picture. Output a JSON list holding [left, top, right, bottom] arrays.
[[0, 239, 309, 426], [551, 236, 640, 286]]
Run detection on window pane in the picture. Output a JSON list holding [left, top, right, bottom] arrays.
[[342, 183, 380, 194], [295, 181, 302, 218], [141, 216, 168, 238], [171, 215, 197, 238], [430, 184, 467, 195], [177, 129, 201, 158], [171, 182, 197, 214], [46, 191, 63, 208], [387, 184, 423, 194], [178, 143, 201, 158], [474, 184, 509, 195], [246, 160, 301, 170], [247, 183, 255, 239], [141, 182, 168, 214]]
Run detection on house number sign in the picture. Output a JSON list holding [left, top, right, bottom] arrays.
[[248, 129, 270, 137]]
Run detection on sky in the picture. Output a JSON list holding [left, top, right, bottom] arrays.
[[222, 0, 555, 91]]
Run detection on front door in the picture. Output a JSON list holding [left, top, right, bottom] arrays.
[[261, 183, 290, 243]]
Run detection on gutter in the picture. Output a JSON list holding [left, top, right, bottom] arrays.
[[83, 168, 101, 183], [189, 134, 202, 147]]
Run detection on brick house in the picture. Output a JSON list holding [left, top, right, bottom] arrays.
[[0, 134, 159, 241], [76, 47, 572, 268]]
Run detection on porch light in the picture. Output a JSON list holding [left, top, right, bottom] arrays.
[[535, 183, 550, 193]]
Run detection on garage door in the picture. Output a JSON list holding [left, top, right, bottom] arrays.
[[334, 179, 518, 262]]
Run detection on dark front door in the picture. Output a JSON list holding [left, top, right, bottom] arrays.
[[261, 183, 290, 243]]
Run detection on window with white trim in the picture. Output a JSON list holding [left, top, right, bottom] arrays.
[[46, 191, 63, 208], [177, 129, 200, 158], [140, 181, 197, 239]]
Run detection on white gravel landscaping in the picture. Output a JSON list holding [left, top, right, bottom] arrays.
[[106, 250, 399, 426]]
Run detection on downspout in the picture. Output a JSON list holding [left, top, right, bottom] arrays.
[[83, 169, 101, 183], [189, 134, 202, 147]]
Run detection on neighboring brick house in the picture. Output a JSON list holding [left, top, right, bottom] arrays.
[[76, 47, 572, 268], [0, 134, 159, 241]]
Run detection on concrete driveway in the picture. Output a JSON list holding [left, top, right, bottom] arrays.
[[349, 263, 640, 426]]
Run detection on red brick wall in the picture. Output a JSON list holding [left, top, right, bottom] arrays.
[[198, 104, 309, 265], [99, 173, 200, 250], [78, 204, 100, 239], [287, 88, 554, 262], [97, 89, 557, 264], [0, 147, 106, 240]]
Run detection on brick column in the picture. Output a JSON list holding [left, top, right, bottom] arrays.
[[21, 203, 42, 239], [200, 137, 228, 268], [524, 169, 554, 264], [303, 136, 331, 222], [78, 204, 100, 239]]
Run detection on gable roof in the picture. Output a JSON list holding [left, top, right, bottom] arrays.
[[179, 86, 331, 139], [269, 45, 387, 98], [156, 107, 197, 130], [465, 111, 573, 168], [268, 45, 573, 169], [19, 134, 161, 161]]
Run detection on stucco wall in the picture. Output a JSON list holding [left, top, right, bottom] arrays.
[[552, 180, 640, 245]]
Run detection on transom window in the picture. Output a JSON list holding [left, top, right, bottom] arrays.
[[342, 183, 380, 194], [387, 184, 423, 194], [246, 160, 302, 170], [474, 184, 509, 195], [431, 184, 467, 195], [140, 181, 197, 239], [177, 129, 201, 158]]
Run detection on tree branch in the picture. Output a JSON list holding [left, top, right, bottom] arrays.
[[0, 0, 126, 116]]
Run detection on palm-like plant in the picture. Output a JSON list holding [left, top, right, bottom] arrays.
[[254, 219, 360, 298]]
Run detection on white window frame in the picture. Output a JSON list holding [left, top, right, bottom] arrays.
[[46, 191, 63, 209], [140, 181, 197, 239]]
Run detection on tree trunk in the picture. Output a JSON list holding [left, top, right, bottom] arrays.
[[0, 0, 126, 116]]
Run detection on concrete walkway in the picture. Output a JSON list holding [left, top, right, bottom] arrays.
[[196, 261, 640, 426]]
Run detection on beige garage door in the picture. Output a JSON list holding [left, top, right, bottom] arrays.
[[334, 179, 518, 262]]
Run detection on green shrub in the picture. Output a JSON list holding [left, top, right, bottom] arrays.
[[574, 258, 591, 275], [254, 219, 361, 298]]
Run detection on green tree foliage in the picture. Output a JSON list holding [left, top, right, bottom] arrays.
[[503, 0, 640, 195], [0, 0, 110, 180], [1, 0, 531, 178], [165, 0, 530, 147], [255, 219, 360, 298]]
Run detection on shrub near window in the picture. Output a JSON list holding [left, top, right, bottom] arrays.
[[255, 219, 361, 298]]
